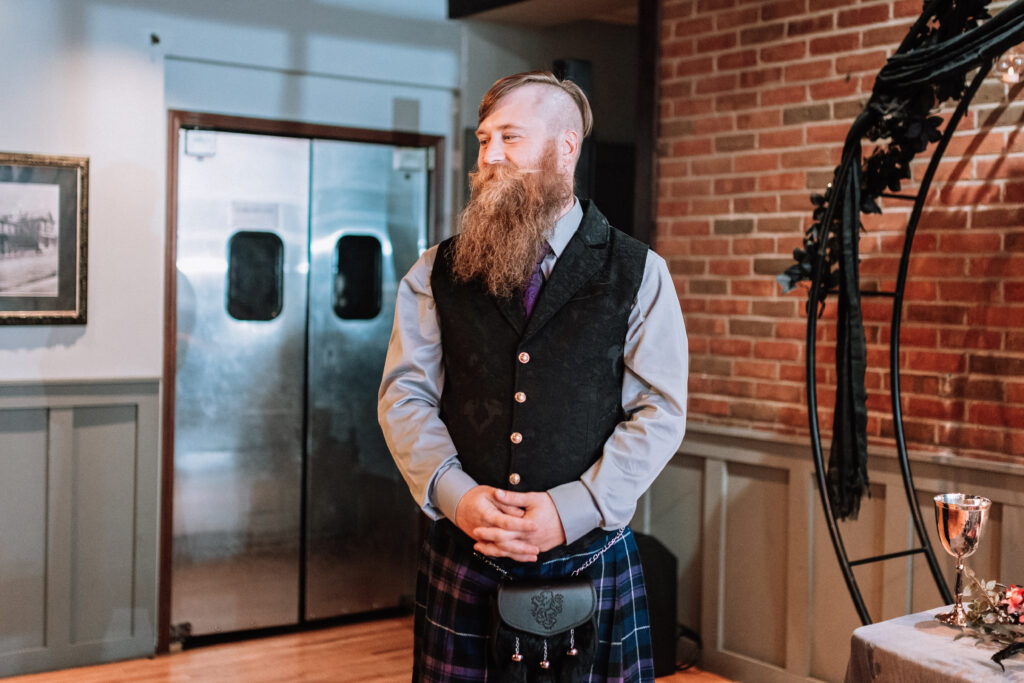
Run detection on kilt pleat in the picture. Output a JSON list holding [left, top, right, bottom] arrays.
[[412, 521, 654, 683]]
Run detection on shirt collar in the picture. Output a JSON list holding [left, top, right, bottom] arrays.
[[546, 197, 583, 258]]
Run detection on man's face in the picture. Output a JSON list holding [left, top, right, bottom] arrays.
[[476, 86, 558, 173]]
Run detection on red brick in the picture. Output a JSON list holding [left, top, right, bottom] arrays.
[[698, 32, 739, 52], [904, 303, 968, 324], [714, 176, 757, 193], [716, 7, 759, 30], [718, 49, 758, 70], [810, 32, 860, 54], [734, 196, 778, 213], [759, 41, 806, 64], [937, 328, 1003, 351], [734, 360, 779, 379], [938, 183, 1001, 206], [784, 59, 833, 82], [969, 403, 1024, 428], [939, 232, 1004, 253], [716, 93, 757, 112], [761, 85, 806, 105], [668, 219, 711, 236], [695, 73, 739, 94], [758, 171, 805, 191], [732, 236, 777, 255], [755, 382, 804, 403], [759, 129, 805, 147], [739, 66, 785, 88], [691, 237, 732, 255], [787, 14, 834, 37], [732, 279, 780, 296], [975, 208, 1024, 228], [836, 50, 888, 74], [810, 77, 860, 99], [937, 281, 1000, 303], [709, 258, 753, 275], [837, 5, 890, 28], [862, 23, 912, 48], [806, 123, 850, 144], [691, 157, 733, 175], [740, 22, 786, 45], [967, 306, 1024, 328], [737, 110, 782, 129], [904, 350, 967, 373], [970, 256, 1024, 277]]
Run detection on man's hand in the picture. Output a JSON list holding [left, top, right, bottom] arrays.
[[455, 486, 540, 562], [471, 489, 567, 559]]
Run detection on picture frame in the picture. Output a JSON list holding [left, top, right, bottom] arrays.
[[0, 152, 87, 324]]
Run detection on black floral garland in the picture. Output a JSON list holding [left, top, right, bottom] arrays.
[[778, 0, 1024, 520]]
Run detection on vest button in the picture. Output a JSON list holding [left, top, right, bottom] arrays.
[[510, 432, 522, 444], [518, 352, 531, 364], [514, 391, 527, 403], [509, 472, 521, 485]]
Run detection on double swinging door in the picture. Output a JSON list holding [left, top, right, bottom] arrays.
[[168, 113, 439, 638]]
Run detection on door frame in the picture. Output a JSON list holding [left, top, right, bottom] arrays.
[[160, 110, 445, 653]]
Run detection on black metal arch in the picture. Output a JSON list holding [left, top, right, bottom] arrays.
[[780, 0, 1024, 625]]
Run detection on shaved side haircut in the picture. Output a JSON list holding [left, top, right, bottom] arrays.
[[478, 71, 593, 138]]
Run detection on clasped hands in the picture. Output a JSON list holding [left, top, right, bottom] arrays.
[[454, 485, 566, 562]]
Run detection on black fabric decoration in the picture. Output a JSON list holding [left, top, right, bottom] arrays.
[[779, 0, 1024, 519]]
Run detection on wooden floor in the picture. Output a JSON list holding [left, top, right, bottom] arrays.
[[6, 615, 734, 682]]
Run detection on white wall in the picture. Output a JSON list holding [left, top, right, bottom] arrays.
[[0, 0, 460, 382]]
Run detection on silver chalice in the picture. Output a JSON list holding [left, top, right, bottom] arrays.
[[933, 493, 991, 626]]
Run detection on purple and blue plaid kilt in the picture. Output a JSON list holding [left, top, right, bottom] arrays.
[[412, 520, 654, 682]]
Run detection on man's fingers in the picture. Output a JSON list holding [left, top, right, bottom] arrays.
[[494, 488, 538, 508], [482, 509, 537, 532], [474, 541, 539, 563], [495, 502, 526, 517]]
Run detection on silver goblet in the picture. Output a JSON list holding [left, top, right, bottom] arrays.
[[933, 493, 991, 626]]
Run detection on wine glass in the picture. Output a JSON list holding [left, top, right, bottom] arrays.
[[933, 493, 991, 626]]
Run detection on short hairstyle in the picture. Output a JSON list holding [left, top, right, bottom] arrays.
[[478, 71, 593, 138]]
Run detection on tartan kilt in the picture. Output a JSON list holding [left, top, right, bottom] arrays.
[[412, 520, 654, 682]]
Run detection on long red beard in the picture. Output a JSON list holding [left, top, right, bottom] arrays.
[[452, 148, 572, 299]]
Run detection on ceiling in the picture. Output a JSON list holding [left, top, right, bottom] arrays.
[[465, 0, 637, 27]]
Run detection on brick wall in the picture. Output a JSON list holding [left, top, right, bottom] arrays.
[[657, 0, 1024, 460]]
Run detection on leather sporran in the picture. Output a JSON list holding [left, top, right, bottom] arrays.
[[489, 576, 596, 683]]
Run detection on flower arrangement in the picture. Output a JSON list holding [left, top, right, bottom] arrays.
[[955, 567, 1024, 670]]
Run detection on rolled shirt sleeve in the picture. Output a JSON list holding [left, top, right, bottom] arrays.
[[548, 250, 689, 544]]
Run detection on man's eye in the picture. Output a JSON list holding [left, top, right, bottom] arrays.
[[503, 135, 518, 142]]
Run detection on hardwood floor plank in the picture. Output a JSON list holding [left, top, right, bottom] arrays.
[[5, 615, 732, 682]]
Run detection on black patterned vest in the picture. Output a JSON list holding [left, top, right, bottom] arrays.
[[431, 201, 648, 494]]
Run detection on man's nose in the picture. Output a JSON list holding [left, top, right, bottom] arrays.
[[482, 139, 505, 165]]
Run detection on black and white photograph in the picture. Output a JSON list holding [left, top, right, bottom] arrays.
[[0, 152, 87, 324]]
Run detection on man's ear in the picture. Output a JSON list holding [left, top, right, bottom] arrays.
[[561, 129, 580, 170]]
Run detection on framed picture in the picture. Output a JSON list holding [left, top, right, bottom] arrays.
[[0, 152, 87, 324]]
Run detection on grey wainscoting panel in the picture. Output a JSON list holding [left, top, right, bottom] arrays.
[[0, 380, 159, 678], [721, 461, 789, 668], [0, 409, 48, 656]]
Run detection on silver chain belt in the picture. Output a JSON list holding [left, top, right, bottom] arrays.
[[475, 527, 626, 579]]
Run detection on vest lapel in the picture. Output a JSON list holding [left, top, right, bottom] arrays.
[[523, 202, 609, 340], [492, 294, 526, 336]]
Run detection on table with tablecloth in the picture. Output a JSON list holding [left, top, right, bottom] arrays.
[[845, 606, 1024, 682]]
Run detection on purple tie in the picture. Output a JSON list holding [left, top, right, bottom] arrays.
[[522, 243, 551, 318]]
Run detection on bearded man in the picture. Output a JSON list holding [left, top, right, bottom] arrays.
[[379, 71, 688, 682]]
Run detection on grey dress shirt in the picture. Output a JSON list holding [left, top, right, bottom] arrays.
[[378, 199, 689, 545]]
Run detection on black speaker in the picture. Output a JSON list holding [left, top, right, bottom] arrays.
[[553, 58, 595, 200], [634, 531, 679, 677]]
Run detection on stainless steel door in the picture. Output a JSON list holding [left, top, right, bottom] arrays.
[[173, 131, 309, 635], [305, 140, 425, 619]]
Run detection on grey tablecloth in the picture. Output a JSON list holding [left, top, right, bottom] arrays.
[[845, 607, 1024, 682]]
